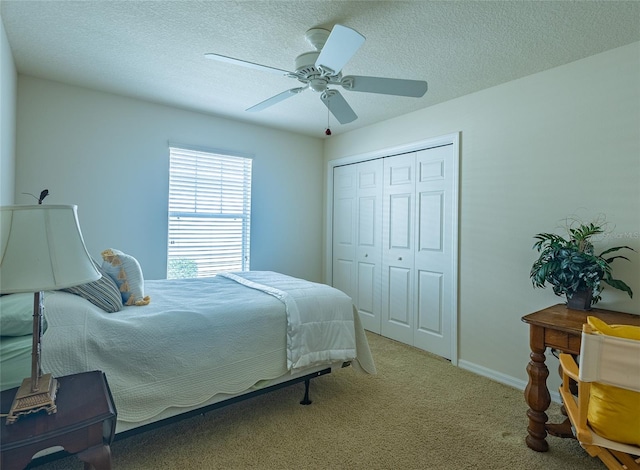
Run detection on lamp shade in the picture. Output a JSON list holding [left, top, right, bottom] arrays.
[[0, 205, 100, 294]]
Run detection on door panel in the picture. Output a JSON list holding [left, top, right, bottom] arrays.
[[413, 145, 455, 359], [416, 269, 443, 334], [355, 160, 383, 333], [382, 153, 415, 344], [332, 165, 356, 301], [333, 160, 383, 333], [356, 261, 376, 317], [358, 196, 376, 247], [389, 193, 412, 249], [334, 197, 355, 248], [333, 259, 355, 300], [418, 191, 443, 252], [388, 266, 412, 326]]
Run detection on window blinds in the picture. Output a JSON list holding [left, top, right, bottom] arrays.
[[168, 147, 252, 278]]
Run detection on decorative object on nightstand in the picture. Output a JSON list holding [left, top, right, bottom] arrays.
[[530, 218, 635, 310], [0, 203, 100, 424]]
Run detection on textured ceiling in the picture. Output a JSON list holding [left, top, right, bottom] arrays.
[[2, 1, 639, 137]]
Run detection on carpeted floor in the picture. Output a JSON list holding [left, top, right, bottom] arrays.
[[32, 332, 603, 469]]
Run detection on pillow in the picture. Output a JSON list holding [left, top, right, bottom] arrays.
[[101, 249, 150, 306], [1, 293, 37, 336], [586, 316, 640, 446], [61, 261, 123, 313]]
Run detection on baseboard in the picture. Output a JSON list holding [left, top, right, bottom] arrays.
[[458, 359, 561, 404]]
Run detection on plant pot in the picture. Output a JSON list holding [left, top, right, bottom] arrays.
[[566, 290, 593, 311]]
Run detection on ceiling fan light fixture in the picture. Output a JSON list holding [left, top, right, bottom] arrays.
[[309, 78, 327, 93]]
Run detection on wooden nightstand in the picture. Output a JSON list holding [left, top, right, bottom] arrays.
[[0, 370, 117, 470]]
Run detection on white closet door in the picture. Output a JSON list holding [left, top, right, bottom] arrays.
[[381, 153, 416, 344], [413, 145, 455, 359], [330, 133, 459, 361], [332, 164, 357, 302], [354, 159, 383, 333]]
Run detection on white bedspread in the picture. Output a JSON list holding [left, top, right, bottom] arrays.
[[41, 271, 374, 423], [219, 271, 356, 371]]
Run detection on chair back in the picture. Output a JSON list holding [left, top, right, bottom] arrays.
[[579, 324, 640, 392]]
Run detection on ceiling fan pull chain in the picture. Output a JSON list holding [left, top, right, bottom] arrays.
[[325, 102, 332, 136]]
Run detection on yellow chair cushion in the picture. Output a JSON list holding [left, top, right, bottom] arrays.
[[588, 316, 640, 340], [586, 316, 640, 446]]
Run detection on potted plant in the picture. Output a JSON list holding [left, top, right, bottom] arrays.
[[530, 220, 635, 310]]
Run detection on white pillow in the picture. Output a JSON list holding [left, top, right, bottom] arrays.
[[101, 249, 150, 306]]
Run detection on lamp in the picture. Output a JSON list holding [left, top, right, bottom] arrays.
[[0, 204, 100, 424]]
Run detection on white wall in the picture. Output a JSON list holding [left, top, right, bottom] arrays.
[[0, 16, 16, 205], [323, 42, 640, 392], [10, 39, 640, 397], [15, 77, 324, 282]]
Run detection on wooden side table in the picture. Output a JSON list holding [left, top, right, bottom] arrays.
[[0, 370, 117, 470], [521, 304, 639, 452]]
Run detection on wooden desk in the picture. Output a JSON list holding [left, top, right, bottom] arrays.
[[0, 371, 116, 470], [521, 304, 639, 452]]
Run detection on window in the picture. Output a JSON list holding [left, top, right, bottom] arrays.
[[167, 146, 252, 279]]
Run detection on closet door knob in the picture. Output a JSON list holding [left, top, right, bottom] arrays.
[[365, 253, 368, 257], [398, 257, 403, 261]]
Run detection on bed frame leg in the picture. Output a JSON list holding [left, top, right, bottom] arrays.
[[300, 379, 312, 405]]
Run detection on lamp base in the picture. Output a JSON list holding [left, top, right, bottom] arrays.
[[5, 374, 59, 424]]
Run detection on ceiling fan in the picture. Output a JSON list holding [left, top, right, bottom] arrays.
[[205, 24, 428, 125]]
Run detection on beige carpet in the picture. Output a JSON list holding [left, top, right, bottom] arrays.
[[32, 332, 604, 469]]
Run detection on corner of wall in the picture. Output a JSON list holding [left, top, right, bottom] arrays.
[[0, 17, 17, 205]]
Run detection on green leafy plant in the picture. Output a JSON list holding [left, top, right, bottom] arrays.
[[167, 258, 198, 279], [530, 220, 634, 304]]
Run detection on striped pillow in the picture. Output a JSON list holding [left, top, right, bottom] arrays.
[[62, 261, 123, 313]]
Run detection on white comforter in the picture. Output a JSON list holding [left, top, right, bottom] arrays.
[[42, 271, 374, 423]]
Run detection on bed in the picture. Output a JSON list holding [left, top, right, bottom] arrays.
[[0, 270, 375, 436]]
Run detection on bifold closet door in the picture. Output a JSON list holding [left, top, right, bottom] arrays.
[[332, 164, 357, 304], [332, 160, 383, 333], [354, 159, 383, 333], [381, 153, 416, 345], [380, 145, 455, 359], [333, 138, 457, 359], [413, 145, 455, 359]]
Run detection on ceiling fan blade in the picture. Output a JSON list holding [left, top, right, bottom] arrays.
[[246, 87, 306, 112], [315, 25, 365, 76], [205, 53, 291, 76], [342, 75, 428, 97], [321, 90, 357, 124]]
